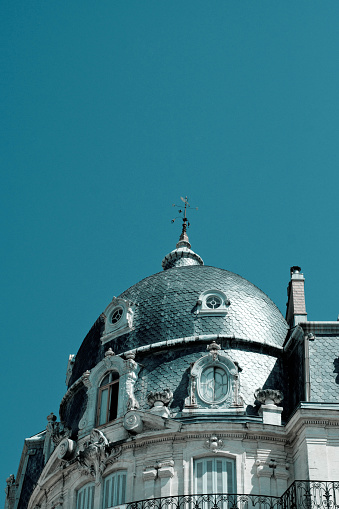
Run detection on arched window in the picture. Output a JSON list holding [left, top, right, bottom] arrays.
[[96, 371, 119, 426], [76, 483, 95, 509], [103, 471, 127, 509], [194, 457, 236, 494]]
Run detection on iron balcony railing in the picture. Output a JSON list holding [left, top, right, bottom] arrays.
[[126, 481, 339, 509]]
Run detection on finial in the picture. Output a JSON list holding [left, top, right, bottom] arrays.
[[172, 196, 198, 249], [162, 197, 203, 270]]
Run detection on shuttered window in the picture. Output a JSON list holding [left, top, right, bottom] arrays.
[[194, 458, 235, 494], [103, 471, 127, 509], [76, 483, 95, 509]]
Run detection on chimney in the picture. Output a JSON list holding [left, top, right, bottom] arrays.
[[286, 266, 307, 328]]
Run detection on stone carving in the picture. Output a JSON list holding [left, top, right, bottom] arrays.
[[124, 411, 143, 433], [5, 474, 16, 498], [254, 389, 283, 406], [57, 438, 76, 460], [125, 351, 140, 411], [205, 435, 223, 453], [255, 389, 284, 425], [76, 429, 122, 484], [184, 344, 244, 414], [46, 413, 72, 446], [81, 370, 91, 389], [143, 459, 174, 480], [207, 341, 221, 361], [147, 389, 173, 417], [65, 354, 75, 386]]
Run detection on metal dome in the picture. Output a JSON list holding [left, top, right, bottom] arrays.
[[119, 265, 288, 349], [68, 264, 288, 388]]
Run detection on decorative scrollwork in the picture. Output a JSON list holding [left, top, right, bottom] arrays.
[[124, 482, 339, 509]]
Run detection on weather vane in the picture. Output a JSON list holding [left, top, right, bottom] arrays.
[[171, 197, 198, 245]]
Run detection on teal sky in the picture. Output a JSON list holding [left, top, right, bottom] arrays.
[[1, 2, 339, 501]]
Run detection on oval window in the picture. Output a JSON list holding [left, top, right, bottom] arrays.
[[199, 366, 228, 403]]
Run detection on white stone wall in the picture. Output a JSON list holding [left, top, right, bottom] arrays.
[[26, 405, 339, 509]]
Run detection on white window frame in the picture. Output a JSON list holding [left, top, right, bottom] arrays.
[[196, 290, 230, 316], [76, 482, 95, 509], [103, 471, 127, 509], [101, 297, 135, 344], [194, 457, 236, 494]]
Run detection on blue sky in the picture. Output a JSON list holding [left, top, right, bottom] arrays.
[[1, 2, 339, 503]]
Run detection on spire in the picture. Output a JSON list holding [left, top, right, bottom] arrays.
[[162, 197, 203, 270], [176, 197, 191, 249]]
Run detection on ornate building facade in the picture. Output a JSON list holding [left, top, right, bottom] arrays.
[[5, 223, 339, 509]]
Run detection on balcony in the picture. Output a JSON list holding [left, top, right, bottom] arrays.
[[125, 481, 339, 509]]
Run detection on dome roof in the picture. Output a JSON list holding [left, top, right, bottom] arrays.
[[68, 264, 288, 387], [119, 265, 288, 349]]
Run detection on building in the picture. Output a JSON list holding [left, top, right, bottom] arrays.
[[5, 218, 339, 509]]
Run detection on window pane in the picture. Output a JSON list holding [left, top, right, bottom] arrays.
[[109, 382, 119, 422], [120, 473, 126, 504], [101, 374, 110, 387], [111, 475, 115, 507], [214, 368, 227, 401], [76, 491, 82, 509], [226, 461, 234, 493], [216, 460, 223, 493], [206, 460, 213, 493], [194, 458, 236, 495], [104, 472, 127, 508], [104, 478, 110, 509], [77, 484, 94, 509], [99, 388, 109, 425], [201, 367, 214, 401]]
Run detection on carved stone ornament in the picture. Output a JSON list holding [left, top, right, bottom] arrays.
[[57, 438, 77, 460], [125, 351, 140, 411], [76, 429, 122, 484], [46, 413, 72, 446], [254, 388, 283, 406], [183, 344, 244, 414], [6, 474, 15, 487], [205, 435, 223, 453], [143, 459, 174, 480], [124, 411, 143, 433], [5, 474, 16, 499], [147, 389, 173, 417], [207, 341, 221, 361]]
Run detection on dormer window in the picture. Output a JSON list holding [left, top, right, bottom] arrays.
[[97, 371, 119, 426], [196, 290, 230, 316], [206, 295, 222, 309], [101, 297, 135, 344], [183, 342, 245, 415]]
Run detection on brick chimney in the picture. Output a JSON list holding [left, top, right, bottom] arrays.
[[286, 266, 307, 328]]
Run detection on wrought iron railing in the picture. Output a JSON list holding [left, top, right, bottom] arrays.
[[125, 481, 339, 509]]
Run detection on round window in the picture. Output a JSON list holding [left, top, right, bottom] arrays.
[[200, 366, 228, 403], [111, 307, 123, 324], [206, 295, 222, 309]]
